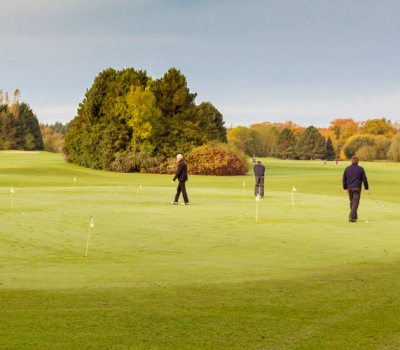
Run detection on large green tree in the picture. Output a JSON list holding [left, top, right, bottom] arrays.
[[249, 124, 279, 157], [272, 127, 296, 159], [64, 67, 227, 170], [325, 136, 336, 160], [0, 102, 43, 150], [295, 126, 326, 160]]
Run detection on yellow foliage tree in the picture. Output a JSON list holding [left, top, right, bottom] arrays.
[[119, 83, 162, 147]]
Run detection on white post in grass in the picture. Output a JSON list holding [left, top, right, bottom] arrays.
[[10, 188, 14, 211], [292, 186, 296, 207], [136, 184, 142, 204], [255, 194, 260, 222], [85, 215, 94, 257]]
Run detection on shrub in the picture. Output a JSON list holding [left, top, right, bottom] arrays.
[[185, 142, 249, 175], [388, 132, 400, 162], [356, 146, 376, 162], [149, 157, 177, 174], [110, 150, 158, 173], [343, 135, 375, 159]]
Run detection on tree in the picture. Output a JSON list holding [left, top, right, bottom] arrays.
[[25, 133, 34, 150], [343, 135, 375, 159], [364, 118, 392, 135], [272, 127, 296, 159], [356, 146, 376, 162], [295, 126, 326, 160], [63, 67, 227, 170], [0, 97, 43, 151], [119, 84, 162, 146], [329, 118, 359, 140], [326, 136, 335, 160], [228, 126, 255, 156], [40, 124, 63, 152], [282, 120, 304, 137], [373, 136, 391, 160], [45, 121, 68, 135], [250, 123, 279, 157], [388, 133, 400, 162], [196, 102, 227, 143]]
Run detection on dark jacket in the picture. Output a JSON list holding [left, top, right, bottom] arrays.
[[173, 160, 188, 182], [254, 163, 265, 176], [343, 164, 369, 190]]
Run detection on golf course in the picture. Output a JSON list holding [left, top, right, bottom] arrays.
[[1, 151, 400, 349]]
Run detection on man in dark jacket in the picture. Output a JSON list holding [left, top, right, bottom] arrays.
[[171, 154, 189, 205], [343, 156, 369, 222], [254, 160, 265, 197]]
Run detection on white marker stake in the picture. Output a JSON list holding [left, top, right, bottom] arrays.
[[292, 186, 297, 208], [10, 188, 15, 211], [85, 215, 94, 257], [136, 184, 142, 204], [255, 194, 260, 222]]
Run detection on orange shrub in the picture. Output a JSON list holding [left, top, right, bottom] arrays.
[[186, 142, 249, 176]]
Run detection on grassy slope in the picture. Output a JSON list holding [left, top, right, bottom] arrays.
[[1, 152, 400, 349]]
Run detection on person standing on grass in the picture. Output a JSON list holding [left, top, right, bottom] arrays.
[[254, 160, 265, 198], [335, 158, 338, 165], [343, 156, 369, 222], [171, 154, 189, 205]]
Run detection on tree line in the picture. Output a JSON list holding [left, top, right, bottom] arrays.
[[40, 122, 68, 153], [228, 118, 400, 161], [0, 89, 44, 150]]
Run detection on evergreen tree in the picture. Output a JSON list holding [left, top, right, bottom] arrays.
[[272, 127, 296, 159], [295, 126, 326, 160], [325, 136, 335, 160], [0, 101, 43, 150]]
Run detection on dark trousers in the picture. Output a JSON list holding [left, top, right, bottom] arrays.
[[174, 181, 189, 203], [348, 188, 361, 219], [254, 176, 264, 197]]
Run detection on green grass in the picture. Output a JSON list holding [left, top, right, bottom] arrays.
[[1, 152, 400, 349]]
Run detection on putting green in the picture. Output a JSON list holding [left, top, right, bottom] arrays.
[[1, 152, 400, 349]]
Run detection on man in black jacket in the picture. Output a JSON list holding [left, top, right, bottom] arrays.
[[343, 156, 369, 222], [171, 154, 189, 205], [254, 160, 265, 197]]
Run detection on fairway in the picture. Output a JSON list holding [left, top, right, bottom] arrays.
[[1, 152, 400, 349]]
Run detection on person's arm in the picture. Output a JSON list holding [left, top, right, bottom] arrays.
[[262, 165, 265, 177], [343, 169, 348, 192], [254, 164, 256, 174], [362, 170, 369, 192], [173, 163, 182, 182]]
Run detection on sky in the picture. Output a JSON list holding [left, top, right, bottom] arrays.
[[1, 0, 399, 127]]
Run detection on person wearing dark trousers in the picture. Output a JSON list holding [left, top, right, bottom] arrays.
[[171, 154, 189, 205], [343, 156, 369, 222], [254, 160, 265, 197]]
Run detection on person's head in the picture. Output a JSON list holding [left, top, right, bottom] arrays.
[[176, 154, 183, 162], [351, 156, 359, 164], [257, 161, 261, 164]]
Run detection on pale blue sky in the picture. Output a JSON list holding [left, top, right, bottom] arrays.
[[1, 0, 399, 126]]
